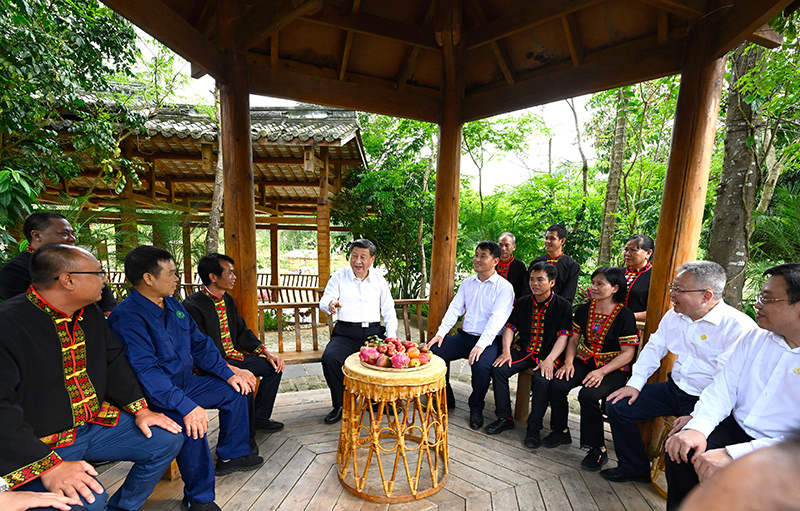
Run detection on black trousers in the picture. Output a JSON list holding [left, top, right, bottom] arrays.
[[548, 358, 628, 448], [665, 415, 753, 510], [229, 353, 283, 439], [605, 374, 698, 475], [321, 322, 385, 408], [489, 349, 555, 432]]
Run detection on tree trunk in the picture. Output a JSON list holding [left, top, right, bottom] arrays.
[[708, 42, 764, 306], [598, 89, 627, 265], [566, 98, 589, 196], [205, 84, 224, 254], [417, 152, 433, 298], [757, 126, 782, 213]]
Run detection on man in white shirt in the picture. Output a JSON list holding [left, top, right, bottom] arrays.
[[601, 261, 758, 484], [664, 263, 800, 509], [319, 239, 397, 424], [426, 241, 514, 430]]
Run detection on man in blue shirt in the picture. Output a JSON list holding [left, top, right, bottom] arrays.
[[109, 246, 261, 511]]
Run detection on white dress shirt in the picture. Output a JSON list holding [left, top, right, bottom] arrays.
[[626, 302, 758, 395], [685, 328, 800, 459], [435, 272, 514, 349], [319, 267, 398, 337]]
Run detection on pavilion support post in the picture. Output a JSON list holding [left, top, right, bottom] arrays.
[[427, 38, 465, 338], [270, 224, 280, 300], [218, 0, 258, 329], [117, 177, 137, 266], [641, 21, 727, 454], [182, 223, 192, 285], [316, 148, 331, 296]]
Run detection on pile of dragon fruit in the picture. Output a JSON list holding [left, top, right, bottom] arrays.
[[359, 337, 432, 369]]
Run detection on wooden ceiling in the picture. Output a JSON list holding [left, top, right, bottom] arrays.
[[103, 0, 791, 124]]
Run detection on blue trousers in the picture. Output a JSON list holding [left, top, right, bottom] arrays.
[[18, 411, 183, 511], [605, 375, 698, 475], [155, 375, 250, 504], [430, 330, 501, 415]]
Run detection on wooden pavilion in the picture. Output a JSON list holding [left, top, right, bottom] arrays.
[[100, 0, 792, 346], [38, 104, 364, 286]]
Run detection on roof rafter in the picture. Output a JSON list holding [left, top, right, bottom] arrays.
[[709, 0, 793, 58], [237, 0, 323, 50], [635, 0, 706, 18]]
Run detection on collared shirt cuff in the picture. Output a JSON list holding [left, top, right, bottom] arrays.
[[176, 397, 200, 418], [124, 398, 149, 415], [725, 442, 753, 460], [684, 417, 716, 438], [476, 335, 495, 350], [626, 375, 646, 392]]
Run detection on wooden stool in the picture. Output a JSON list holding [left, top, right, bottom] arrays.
[[337, 353, 448, 503]]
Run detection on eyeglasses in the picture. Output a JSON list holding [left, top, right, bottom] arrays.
[[54, 269, 107, 280], [754, 295, 793, 306], [668, 284, 707, 294]]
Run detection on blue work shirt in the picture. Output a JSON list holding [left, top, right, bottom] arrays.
[[108, 288, 235, 417]]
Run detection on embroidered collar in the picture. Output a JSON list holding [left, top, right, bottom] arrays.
[[625, 262, 652, 275], [202, 286, 224, 303], [26, 286, 84, 324], [545, 252, 564, 265], [26, 244, 36, 253]]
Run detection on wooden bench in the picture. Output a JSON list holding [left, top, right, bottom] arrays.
[[258, 298, 430, 365]]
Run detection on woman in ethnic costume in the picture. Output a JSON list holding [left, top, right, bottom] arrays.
[[541, 266, 639, 471], [622, 234, 654, 322]]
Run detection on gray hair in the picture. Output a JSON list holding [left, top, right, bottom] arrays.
[[498, 232, 516, 243], [676, 261, 726, 297]]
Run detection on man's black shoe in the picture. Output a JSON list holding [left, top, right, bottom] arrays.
[[541, 429, 572, 448], [469, 412, 484, 430], [581, 447, 608, 471], [214, 453, 264, 476], [255, 419, 284, 431], [324, 406, 343, 424], [181, 497, 221, 511], [599, 467, 651, 483], [485, 417, 515, 435], [524, 430, 541, 448]]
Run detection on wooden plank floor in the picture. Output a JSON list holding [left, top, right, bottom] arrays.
[[98, 383, 665, 511]]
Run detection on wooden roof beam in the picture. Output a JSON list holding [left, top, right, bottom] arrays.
[[467, 0, 603, 50], [561, 13, 584, 66], [103, 0, 226, 80], [167, 176, 324, 188], [709, 0, 794, 59], [397, 2, 436, 91], [462, 33, 686, 122], [469, 0, 515, 84], [302, 4, 440, 51], [338, 0, 361, 81], [248, 55, 441, 123], [636, 0, 706, 18], [237, 0, 323, 50], [746, 24, 783, 49]]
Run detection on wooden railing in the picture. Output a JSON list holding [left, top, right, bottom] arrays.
[[257, 298, 429, 365]]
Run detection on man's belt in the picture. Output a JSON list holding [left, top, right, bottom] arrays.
[[337, 320, 381, 328]]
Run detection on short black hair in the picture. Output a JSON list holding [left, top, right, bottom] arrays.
[[24, 212, 68, 242], [197, 253, 235, 286], [764, 263, 800, 304], [30, 244, 83, 287], [350, 238, 376, 257], [476, 241, 502, 259], [530, 261, 557, 281], [591, 266, 628, 304], [626, 234, 654, 253], [125, 245, 174, 285], [546, 224, 568, 240]]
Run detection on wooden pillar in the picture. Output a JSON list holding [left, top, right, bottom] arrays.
[[182, 215, 192, 285], [218, 0, 257, 328], [316, 148, 331, 288], [117, 177, 137, 265], [428, 0, 464, 339], [270, 224, 279, 300], [641, 19, 727, 451]]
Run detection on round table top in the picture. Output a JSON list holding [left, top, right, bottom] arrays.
[[343, 352, 446, 387]]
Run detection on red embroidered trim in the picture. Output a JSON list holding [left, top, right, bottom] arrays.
[[202, 287, 244, 361], [546, 252, 564, 265], [496, 256, 513, 279], [575, 301, 636, 369], [4, 451, 62, 489], [524, 294, 553, 355], [624, 262, 652, 305]]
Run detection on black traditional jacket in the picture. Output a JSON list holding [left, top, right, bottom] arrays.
[[0, 289, 147, 488], [183, 290, 265, 359], [529, 253, 581, 303], [497, 257, 530, 302]]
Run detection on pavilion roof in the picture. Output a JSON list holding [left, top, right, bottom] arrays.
[[102, 0, 791, 124], [40, 105, 365, 222]]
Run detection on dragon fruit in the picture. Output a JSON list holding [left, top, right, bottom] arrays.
[[391, 352, 410, 369], [359, 347, 379, 364]]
